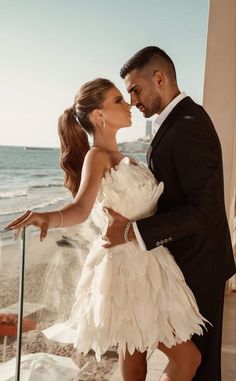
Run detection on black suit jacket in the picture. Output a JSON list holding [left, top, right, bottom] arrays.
[[137, 97, 235, 284]]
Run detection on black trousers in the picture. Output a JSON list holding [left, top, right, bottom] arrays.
[[191, 281, 226, 381]]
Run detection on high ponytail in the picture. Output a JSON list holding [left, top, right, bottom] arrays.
[[58, 78, 114, 197], [58, 107, 90, 197]]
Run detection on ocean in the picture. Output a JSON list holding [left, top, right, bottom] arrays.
[[0, 145, 72, 234], [0, 145, 146, 238]]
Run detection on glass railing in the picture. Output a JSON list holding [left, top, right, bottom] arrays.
[[0, 228, 21, 380], [0, 223, 118, 381]]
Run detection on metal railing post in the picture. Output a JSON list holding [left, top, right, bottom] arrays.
[[15, 227, 26, 381]]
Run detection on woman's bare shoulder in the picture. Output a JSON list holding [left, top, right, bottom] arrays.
[[84, 147, 112, 170]]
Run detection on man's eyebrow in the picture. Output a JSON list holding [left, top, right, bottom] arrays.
[[128, 85, 137, 94]]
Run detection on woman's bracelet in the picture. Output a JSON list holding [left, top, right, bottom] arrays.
[[56, 210, 63, 228], [124, 221, 132, 243]]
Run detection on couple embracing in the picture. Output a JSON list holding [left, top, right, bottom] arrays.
[[7, 46, 235, 381]]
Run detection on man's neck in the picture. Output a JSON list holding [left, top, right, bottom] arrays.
[[160, 89, 181, 113], [153, 91, 187, 130]]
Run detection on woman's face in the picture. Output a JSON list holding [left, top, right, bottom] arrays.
[[99, 86, 132, 129]]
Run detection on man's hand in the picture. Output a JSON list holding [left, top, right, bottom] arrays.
[[102, 208, 136, 248]]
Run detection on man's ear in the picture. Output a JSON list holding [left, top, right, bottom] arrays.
[[153, 70, 165, 87]]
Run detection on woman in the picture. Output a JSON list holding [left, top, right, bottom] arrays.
[[6, 78, 207, 381]]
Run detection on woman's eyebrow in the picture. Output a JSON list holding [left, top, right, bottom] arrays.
[[113, 95, 123, 101]]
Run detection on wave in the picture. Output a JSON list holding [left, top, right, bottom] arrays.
[[29, 184, 63, 189], [0, 208, 27, 216], [0, 190, 28, 199], [32, 196, 70, 210], [0, 196, 70, 217], [31, 173, 48, 178], [0, 184, 64, 199]]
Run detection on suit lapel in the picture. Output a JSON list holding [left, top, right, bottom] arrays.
[[147, 97, 193, 166]]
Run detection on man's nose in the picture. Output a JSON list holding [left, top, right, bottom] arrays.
[[130, 93, 138, 106]]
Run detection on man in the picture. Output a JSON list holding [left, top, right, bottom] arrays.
[[104, 46, 236, 380]]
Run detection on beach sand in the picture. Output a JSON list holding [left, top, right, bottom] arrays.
[[0, 218, 118, 380]]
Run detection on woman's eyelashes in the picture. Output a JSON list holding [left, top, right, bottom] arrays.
[[114, 96, 124, 103]]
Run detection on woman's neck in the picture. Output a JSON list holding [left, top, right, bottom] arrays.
[[92, 131, 119, 152]]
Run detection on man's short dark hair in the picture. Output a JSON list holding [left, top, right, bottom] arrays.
[[120, 46, 176, 81]]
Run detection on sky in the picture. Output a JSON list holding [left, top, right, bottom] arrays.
[[0, 0, 209, 148]]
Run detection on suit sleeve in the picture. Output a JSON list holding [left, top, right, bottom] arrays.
[[136, 115, 222, 251]]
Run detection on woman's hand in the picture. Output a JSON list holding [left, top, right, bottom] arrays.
[[5, 210, 51, 241]]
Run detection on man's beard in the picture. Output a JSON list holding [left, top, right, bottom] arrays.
[[142, 93, 162, 118]]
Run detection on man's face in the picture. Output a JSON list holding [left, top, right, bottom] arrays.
[[124, 69, 162, 117]]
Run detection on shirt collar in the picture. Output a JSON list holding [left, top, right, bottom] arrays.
[[152, 92, 187, 131]]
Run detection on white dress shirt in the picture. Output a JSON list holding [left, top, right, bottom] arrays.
[[133, 92, 188, 250]]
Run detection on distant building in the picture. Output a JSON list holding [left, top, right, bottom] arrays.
[[118, 141, 144, 153], [119, 120, 154, 153], [138, 120, 154, 142], [145, 120, 153, 141]]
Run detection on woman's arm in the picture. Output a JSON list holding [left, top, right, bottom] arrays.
[[6, 149, 110, 240]]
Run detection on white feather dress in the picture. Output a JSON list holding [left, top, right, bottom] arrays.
[[68, 157, 207, 360]]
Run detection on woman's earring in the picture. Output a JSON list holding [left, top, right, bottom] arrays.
[[99, 113, 106, 129], [101, 118, 106, 129]]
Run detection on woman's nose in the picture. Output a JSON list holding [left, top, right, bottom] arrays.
[[126, 102, 131, 110]]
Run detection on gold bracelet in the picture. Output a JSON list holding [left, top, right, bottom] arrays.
[[57, 210, 63, 228]]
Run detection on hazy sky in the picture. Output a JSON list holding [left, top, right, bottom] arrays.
[[0, 0, 209, 147]]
